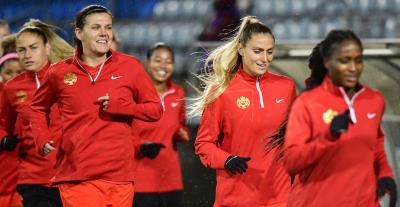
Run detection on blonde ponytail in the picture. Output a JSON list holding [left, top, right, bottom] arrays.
[[22, 19, 74, 63], [189, 16, 271, 117]]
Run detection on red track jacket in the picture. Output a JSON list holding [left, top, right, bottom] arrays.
[[0, 150, 19, 193], [0, 82, 19, 193], [132, 83, 190, 192], [30, 50, 163, 183], [195, 67, 296, 207], [283, 76, 394, 207], [0, 63, 61, 186]]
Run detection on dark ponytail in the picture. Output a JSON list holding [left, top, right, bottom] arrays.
[[306, 42, 327, 89], [265, 120, 287, 161]]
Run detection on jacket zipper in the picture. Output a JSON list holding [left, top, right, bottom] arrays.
[[34, 72, 40, 89], [339, 87, 365, 124], [75, 55, 112, 84], [256, 77, 264, 108], [159, 89, 176, 111]]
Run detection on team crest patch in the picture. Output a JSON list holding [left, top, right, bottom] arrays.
[[323, 109, 338, 124], [236, 96, 250, 109], [16, 90, 27, 102], [64, 72, 77, 85]]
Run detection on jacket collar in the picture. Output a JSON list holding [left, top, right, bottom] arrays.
[[73, 49, 113, 84], [26, 61, 50, 79], [321, 75, 363, 96], [236, 64, 269, 83], [73, 49, 113, 69], [159, 82, 176, 97]]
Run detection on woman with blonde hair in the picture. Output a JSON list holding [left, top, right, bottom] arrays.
[[0, 19, 73, 207], [193, 16, 296, 207], [21, 19, 74, 62]]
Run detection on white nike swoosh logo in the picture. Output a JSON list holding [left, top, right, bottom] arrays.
[[111, 75, 123, 80], [275, 98, 284, 103], [171, 102, 179, 108], [367, 113, 376, 119]]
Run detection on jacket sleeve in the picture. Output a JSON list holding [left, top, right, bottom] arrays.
[[30, 69, 58, 155], [0, 89, 18, 153], [374, 127, 394, 179], [194, 98, 231, 169], [173, 90, 190, 142], [0, 90, 17, 137], [131, 129, 146, 158], [373, 94, 394, 179], [282, 97, 336, 176], [105, 62, 163, 122], [289, 81, 297, 106]]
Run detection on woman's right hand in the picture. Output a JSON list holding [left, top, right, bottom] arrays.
[[224, 155, 251, 175], [330, 110, 353, 139]]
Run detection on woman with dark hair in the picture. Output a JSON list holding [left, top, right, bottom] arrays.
[[29, 4, 162, 207], [192, 16, 296, 206], [0, 19, 74, 207], [282, 29, 397, 207], [132, 42, 190, 207]]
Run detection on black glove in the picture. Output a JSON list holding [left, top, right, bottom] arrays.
[[139, 143, 166, 159], [224, 155, 251, 175], [330, 110, 352, 139], [377, 177, 397, 207], [0, 135, 19, 151]]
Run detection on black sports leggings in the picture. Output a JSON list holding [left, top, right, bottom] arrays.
[[16, 184, 62, 207], [133, 190, 183, 207]]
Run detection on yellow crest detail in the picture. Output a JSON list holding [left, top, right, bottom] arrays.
[[323, 109, 338, 124], [16, 90, 27, 102], [236, 96, 250, 109], [64, 72, 77, 85]]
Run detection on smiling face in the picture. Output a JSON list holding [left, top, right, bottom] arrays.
[[16, 32, 50, 72], [146, 47, 174, 84], [324, 40, 363, 91], [75, 12, 113, 58], [238, 33, 275, 77]]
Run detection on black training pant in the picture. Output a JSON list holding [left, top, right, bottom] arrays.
[[16, 184, 62, 207], [133, 190, 183, 207]]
